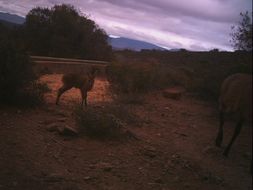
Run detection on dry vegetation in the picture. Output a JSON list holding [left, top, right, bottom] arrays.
[[113, 50, 252, 99], [0, 51, 252, 190]]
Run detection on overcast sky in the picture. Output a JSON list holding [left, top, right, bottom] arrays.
[[0, 0, 252, 51]]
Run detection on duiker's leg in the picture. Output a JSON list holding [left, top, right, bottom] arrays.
[[223, 119, 243, 156], [56, 85, 72, 105], [251, 160, 252, 174], [80, 89, 87, 107], [216, 111, 224, 147]]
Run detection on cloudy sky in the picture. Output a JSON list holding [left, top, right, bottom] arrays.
[[0, 0, 252, 51]]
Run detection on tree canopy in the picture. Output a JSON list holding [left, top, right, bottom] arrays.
[[24, 4, 112, 60], [230, 11, 252, 51]]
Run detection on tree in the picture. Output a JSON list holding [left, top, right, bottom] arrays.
[[209, 48, 219, 53], [230, 11, 252, 51], [24, 4, 112, 60], [24, 7, 52, 55]]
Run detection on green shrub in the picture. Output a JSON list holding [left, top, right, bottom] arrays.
[[106, 61, 170, 94], [102, 104, 138, 124], [112, 50, 252, 101], [75, 107, 124, 139], [0, 40, 48, 106]]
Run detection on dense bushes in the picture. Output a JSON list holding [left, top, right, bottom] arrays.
[[112, 50, 252, 100], [106, 60, 196, 104], [106, 61, 170, 94], [0, 40, 47, 106]]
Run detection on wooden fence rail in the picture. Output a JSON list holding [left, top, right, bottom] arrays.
[[31, 56, 109, 65], [30, 56, 110, 75]]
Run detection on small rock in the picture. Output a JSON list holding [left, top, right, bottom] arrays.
[[88, 164, 96, 169], [44, 173, 64, 182], [166, 160, 175, 168], [171, 154, 180, 159], [57, 118, 67, 122], [143, 148, 157, 158], [154, 178, 163, 184], [165, 107, 170, 110], [174, 131, 188, 137], [144, 120, 152, 124], [58, 125, 78, 136], [40, 120, 54, 125], [202, 146, 218, 154], [40, 171, 48, 177], [96, 162, 114, 172], [64, 169, 73, 174], [173, 176, 180, 182], [54, 111, 67, 117], [44, 107, 57, 113], [243, 152, 252, 159], [103, 166, 113, 172], [12, 181, 18, 186], [184, 183, 191, 188], [46, 123, 60, 132], [199, 171, 223, 184], [83, 176, 92, 181], [163, 87, 185, 100], [182, 162, 191, 169], [190, 124, 197, 129]]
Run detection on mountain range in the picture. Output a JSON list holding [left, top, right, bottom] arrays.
[[0, 12, 25, 24], [108, 37, 165, 51], [0, 12, 167, 51]]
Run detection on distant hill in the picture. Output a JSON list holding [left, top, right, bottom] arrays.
[[0, 11, 167, 51], [109, 37, 166, 51], [0, 19, 18, 28], [0, 12, 25, 24]]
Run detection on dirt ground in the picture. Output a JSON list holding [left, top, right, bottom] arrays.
[[0, 74, 252, 190]]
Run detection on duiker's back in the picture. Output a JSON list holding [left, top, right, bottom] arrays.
[[219, 73, 252, 121], [62, 73, 89, 88]]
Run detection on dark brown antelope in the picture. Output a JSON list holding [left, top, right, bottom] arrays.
[[215, 73, 252, 172], [56, 67, 98, 107]]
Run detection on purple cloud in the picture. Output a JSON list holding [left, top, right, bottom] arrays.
[[0, 0, 252, 51]]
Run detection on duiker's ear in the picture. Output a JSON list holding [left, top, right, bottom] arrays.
[[90, 67, 98, 75]]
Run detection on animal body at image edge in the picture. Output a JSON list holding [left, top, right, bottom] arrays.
[[215, 73, 252, 172]]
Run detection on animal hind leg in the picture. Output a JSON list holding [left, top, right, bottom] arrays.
[[56, 85, 72, 105], [216, 111, 224, 147], [223, 119, 243, 157], [80, 90, 87, 108]]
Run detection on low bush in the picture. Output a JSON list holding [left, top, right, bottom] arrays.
[[106, 61, 170, 95], [75, 107, 124, 139], [111, 50, 252, 101]]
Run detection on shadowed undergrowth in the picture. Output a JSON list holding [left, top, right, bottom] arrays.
[[74, 104, 137, 139]]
